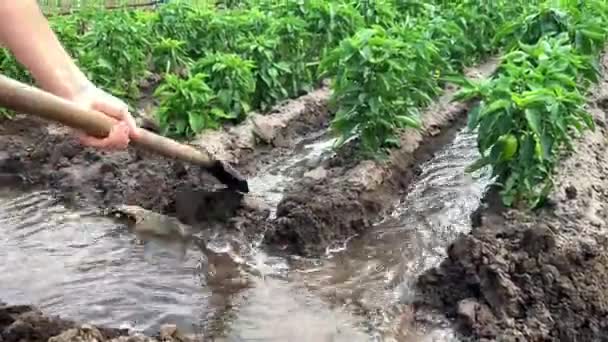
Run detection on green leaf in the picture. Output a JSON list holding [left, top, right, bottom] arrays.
[[481, 99, 510, 117], [467, 104, 482, 131], [524, 108, 542, 136], [188, 112, 205, 133], [465, 156, 489, 173]]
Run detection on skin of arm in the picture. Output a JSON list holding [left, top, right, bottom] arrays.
[[0, 1, 140, 149]]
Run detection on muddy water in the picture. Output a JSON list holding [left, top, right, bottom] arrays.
[[288, 129, 492, 340], [0, 127, 489, 340], [0, 188, 210, 335], [247, 130, 336, 218]]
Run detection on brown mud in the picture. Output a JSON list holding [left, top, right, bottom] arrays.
[[0, 302, 195, 342], [263, 58, 499, 256], [0, 57, 496, 339], [0, 86, 330, 340], [414, 52, 608, 341]]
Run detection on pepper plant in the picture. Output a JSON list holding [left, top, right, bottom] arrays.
[[152, 1, 208, 57], [190, 53, 256, 121], [79, 10, 151, 99], [495, 0, 608, 56], [154, 73, 231, 138], [268, 16, 314, 97], [237, 34, 289, 112], [451, 34, 597, 208], [355, 0, 397, 27], [321, 26, 431, 156], [49, 15, 83, 59], [152, 38, 192, 76]]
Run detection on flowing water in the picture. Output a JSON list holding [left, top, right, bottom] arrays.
[[0, 127, 490, 340]]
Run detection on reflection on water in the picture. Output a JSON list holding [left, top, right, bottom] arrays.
[[289, 129, 491, 340], [0, 188, 368, 340], [0, 188, 209, 335], [0, 127, 489, 341]]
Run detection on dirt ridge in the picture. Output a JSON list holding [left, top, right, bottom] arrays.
[[414, 53, 608, 341], [0, 86, 331, 342], [262, 58, 499, 256], [0, 58, 497, 340]]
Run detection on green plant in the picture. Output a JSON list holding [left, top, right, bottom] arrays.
[[153, 1, 206, 56], [257, 0, 364, 82], [215, 0, 250, 9], [305, 1, 364, 60], [321, 26, 434, 156], [191, 53, 256, 121], [79, 10, 151, 99], [451, 34, 597, 208], [355, 0, 397, 27], [237, 34, 289, 111], [154, 73, 230, 137], [152, 38, 193, 75], [0, 49, 30, 118], [49, 15, 83, 59], [268, 15, 314, 97], [0, 48, 31, 83], [495, 1, 608, 55]]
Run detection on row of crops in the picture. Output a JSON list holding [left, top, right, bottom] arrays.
[[1, 0, 607, 208], [4, 0, 526, 137], [453, 0, 608, 208]]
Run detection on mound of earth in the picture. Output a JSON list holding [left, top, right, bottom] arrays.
[[0, 303, 194, 342], [0, 115, 243, 224], [0, 303, 123, 342], [415, 55, 608, 341]]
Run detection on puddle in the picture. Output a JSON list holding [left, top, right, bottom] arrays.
[[0, 127, 490, 341], [0, 189, 365, 340], [288, 129, 491, 340], [0, 189, 209, 335], [248, 131, 336, 218]]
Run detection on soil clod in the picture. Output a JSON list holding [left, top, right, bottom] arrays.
[[415, 55, 608, 340]]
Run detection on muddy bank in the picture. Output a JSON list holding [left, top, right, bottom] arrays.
[[0, 86, 330, 340], [0, 83, 330, 219], [263, 59, 499, 257], [0, 303, 196, 342], [188, 85, 330, 168], [414, 53, 608, 341], [0, 115, 231, 221]]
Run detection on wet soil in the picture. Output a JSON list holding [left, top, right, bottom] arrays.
[[0, 115, 224, 218], [414, 53, 608, 341], [0, 303, 122, 342], [0, 58, 497, 339], [0, 85, 332, 340], [0, 302, 197, 342], [263, 59, 499, 256]]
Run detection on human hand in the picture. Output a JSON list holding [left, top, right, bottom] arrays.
[[69, 81, 141, 150]]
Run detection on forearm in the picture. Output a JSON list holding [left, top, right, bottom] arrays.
[[0, 1, 89, 98]]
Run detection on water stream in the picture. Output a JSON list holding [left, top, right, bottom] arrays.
[[0, 127, 490, 340]]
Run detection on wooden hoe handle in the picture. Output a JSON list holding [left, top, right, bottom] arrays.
[[0, 74, 214, 167]]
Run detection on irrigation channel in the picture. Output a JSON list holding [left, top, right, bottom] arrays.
[[0, 119, 491, 340]]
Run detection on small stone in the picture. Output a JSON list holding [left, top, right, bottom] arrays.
[[303, 167, 327, 180], [241, 195, 271, 213], [251, 116, 277, 144], [160, 324, 177, 339], [48, 324, 105, 342], [457, 298, 479, 329], [427, 125, 441, 136], [565, 185, 577, 200]]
